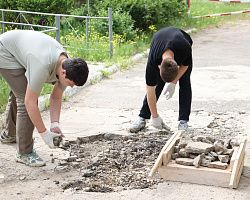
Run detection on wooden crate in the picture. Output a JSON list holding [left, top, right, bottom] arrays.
[[149, 131, 247, 189]]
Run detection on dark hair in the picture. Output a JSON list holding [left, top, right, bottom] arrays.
[[160, 58, 178, 82], [62, 58, 89, 86]]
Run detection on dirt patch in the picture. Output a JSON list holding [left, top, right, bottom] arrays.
[[55, 130, 171, 192], [51, 111, 246, 193]]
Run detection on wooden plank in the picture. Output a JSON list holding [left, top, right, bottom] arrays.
[[162, 134, 182, 166], [229, 138, 247, 189], [159, 160, 231, 188], [232, 156, 245, 189], [229, 147, 239, 172], [148, 131, 183, 177]]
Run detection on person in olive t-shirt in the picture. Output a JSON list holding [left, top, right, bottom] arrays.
[[0, 30, 89, 167], [129, 27, 193, 133]]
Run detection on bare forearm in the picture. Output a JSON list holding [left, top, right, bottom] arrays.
[[146, 85, 158, 118], [50, 97, 62, 122], [50, 84, 63, 123]]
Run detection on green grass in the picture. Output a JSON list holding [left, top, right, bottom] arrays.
[[174, 0, 250, 32], [0, 77, 10, 113], [190, 0, 250, 16]]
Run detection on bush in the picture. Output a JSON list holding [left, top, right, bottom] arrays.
[[91, 8, 137, 41], [91, 0, 187, 31]]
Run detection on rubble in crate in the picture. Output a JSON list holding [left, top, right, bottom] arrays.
[[171, 136, 241, 170]]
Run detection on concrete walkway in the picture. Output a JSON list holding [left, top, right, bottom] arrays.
[[1, 19, 250, 200]]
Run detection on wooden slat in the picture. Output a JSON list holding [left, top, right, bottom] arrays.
[[148, 131, 183, 177], [159, 161, 231, 188], [229, 147, 239, 172], [229, 138, 247, 188], [233, 156, 245, 189], [162, 134, 182, 166]]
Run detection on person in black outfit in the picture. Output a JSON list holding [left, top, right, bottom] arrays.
[[129, 27, 193, 133]]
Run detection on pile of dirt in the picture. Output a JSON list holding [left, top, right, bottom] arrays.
[[55, 130, 171, 192], [53, 111, 246, 193]]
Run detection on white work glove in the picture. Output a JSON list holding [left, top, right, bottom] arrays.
[[151, 116, 165, 130], [40, 129, 62, 149], [50, 122, 64, 137], [163, 83, 176, 100]]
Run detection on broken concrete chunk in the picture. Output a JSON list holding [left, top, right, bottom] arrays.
[[171, 153, 179, 160], [195, 136, 205, 142], [209, 151, 218, 158], [175, 158, 194, 166], [205, 155, 216, 162], [200, 158, 212, 167], [214, 141, 227, 153], [185, 142, 214, 154], [208, 161, 228, 170], [178, 141, 188, 149], [205, 136, 215, 143], [223, 148, 234, 156], [193, 154, 205, 168], [67, 155, 78, 162], [173, 146, 180, 153], [218, 155, 230, 163], [230, 139, 240, 147], [189, 153, 199, 159], [53, 136, 62, 147], [178, 148, 189, 158]]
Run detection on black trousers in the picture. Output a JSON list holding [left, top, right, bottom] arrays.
[[139, 63, 192, 121]]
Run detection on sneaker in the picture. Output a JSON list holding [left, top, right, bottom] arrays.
[[129, 117, 146, 133], [178, 120, 188, 130], [0, 130, 16, 143], [15, 150, 46, 167]]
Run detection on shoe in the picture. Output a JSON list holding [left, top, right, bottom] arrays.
[[178, 120, 188, 130], [129, 117, 146, 133], [15, 150, 46, 167], [0, 130, 16, 143]]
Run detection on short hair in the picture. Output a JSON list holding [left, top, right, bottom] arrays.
[[160, 58, 178, 82], [62, 58, 89, 86]]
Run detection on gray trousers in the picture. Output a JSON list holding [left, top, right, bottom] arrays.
[[0, 68, 34, 154], [4, 90, 17, 138]]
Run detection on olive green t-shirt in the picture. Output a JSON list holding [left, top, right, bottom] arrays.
[[0, 30, 67, 95]]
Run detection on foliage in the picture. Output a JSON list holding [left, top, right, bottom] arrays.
[[90, 0, 187, 31], [0, 0, 74, 30], [0, 77, 10, 113]]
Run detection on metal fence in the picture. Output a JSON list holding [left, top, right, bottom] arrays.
[[0, 8, 113, 57]]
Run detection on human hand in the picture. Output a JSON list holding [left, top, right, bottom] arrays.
[[163, 83, 176, 100], [151, 116, 164, 129], [50, 122, 64, 137], [40, 129, 62, 148]]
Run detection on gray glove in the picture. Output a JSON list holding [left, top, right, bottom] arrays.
[[40, 129, 62, 148], [151, 116, 164, 129], [163, 83, 176, 100]]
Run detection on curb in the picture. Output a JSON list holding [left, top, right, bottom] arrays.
[[209, 0, 250, 2], [192, 9, 250, 19]]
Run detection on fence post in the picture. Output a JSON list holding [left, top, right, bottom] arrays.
[[1, 10, 5, 33], [186, 0, 191, 16], [86, 16, 89, 48], [108, 7, 113, 58], [55, 14, 60, 43]]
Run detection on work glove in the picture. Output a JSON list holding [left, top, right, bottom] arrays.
[[163, 83, 176, 100], [40, 129, 62, 149], [50, 122, 64, 137], [151, 116, 165, 130]]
